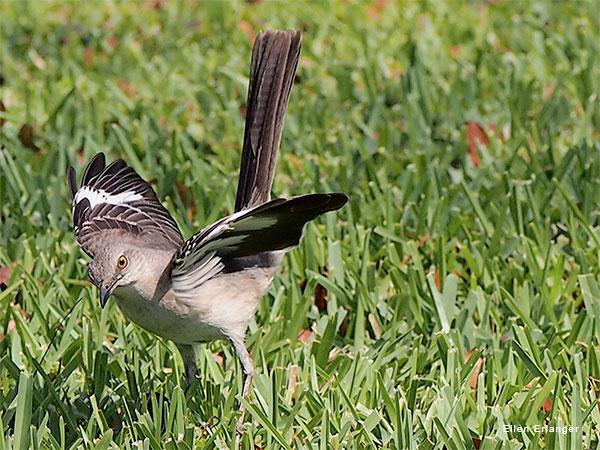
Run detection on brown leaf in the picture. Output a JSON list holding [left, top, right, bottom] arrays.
[[366, 0, 386, 22], [465, 121, 488, 167], [0, 265, 11, 291], [299, 279, 307, 292], [18, 124, 37, 150], [0, 101, 6, 127], [84, 47, 94, 67], [297, 329, 311, 343], [398, 254, 411, 268], [175, 180, 188, 199], [118, 80, 137, 98], [238, 19, 256, 44], [314, 283, 327, 312], [175, 181, 196, 221], [434, 268, 441, 291], [107, 36, 119, 51], [418, 234, 431, 247], [472, 437, 481, 449], [464, 348, 475, 362], [142, 0, 167, 10], [542, 397, 552, 413], [449, 45, 462, 57], [299, 57, 315, 69], [470, 357, 483, 388]]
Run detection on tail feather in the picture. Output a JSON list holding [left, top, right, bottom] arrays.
[[235, 30, 302, 212]]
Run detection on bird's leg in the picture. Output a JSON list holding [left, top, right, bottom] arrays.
[[176, 343, 198, 387], [231, 337, 254, 434]]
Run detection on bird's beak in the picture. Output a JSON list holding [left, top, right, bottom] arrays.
[[99, 284, 112, 308]]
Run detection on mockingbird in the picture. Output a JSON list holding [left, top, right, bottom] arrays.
[[67, 29, 347, 427]]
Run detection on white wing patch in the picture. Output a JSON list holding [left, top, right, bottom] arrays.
[[74, 186, 144, 209], [172, 252, 225, 295]]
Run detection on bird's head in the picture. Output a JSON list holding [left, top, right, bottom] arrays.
[[87, 244, 142, 307]]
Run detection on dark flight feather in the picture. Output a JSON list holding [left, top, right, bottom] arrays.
[[234, 30, 302, 212]]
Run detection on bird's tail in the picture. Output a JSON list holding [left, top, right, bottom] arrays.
[[234, 30, 302, 212]]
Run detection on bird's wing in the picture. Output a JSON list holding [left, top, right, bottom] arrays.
[[68, 153, 183, 257], [171, 193, 348, 299]]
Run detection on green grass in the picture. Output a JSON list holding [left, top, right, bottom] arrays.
[[1, 0, 600, 448]]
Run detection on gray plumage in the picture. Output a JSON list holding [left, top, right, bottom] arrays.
[[68, 30, 347, 433]]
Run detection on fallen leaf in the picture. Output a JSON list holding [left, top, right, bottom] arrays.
[[84, 47, 94, 67], [470, 357, 483, 388], [118, 80, 137, 98], [30, 49, 47, 70], [449, 45, 462, 57], [465, 121, 488, 167], [314, 283, 327, 311], [367, 313, 381, 338], [366, 0, 386, 22], [0, 101, 5, 127], [464, 348, 475, 362], [6, 319, 15, 334], [0, 266, 10, 290], [286, 365, 299, 402], [297, 329, 311, 343], [418, 234, 431, 247], [299, 57, 315, 69], [18, 124, 37, 150], [542, 397, 552, 413], [107, 36, 119, 50], [238, 19, 256, 44]]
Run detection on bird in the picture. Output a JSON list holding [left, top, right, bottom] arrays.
[[67, 29, 347, 429]]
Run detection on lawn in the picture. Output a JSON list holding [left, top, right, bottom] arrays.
[[1, 0, 600, 448]]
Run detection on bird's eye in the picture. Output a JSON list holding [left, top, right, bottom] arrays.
[[117, 255, 128, 269]]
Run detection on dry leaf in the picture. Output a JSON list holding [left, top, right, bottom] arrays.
[[366, 0, 386, 22], [107, 36, 119, 50], [0, 265, 11, 291], [314, 283, 327, 312], [299, 57, 315, 69], [542, 397, 552, 413], [0, 101, 6, 127], [18, 124, 37, 149], [367, 313, 381, 338], [30, 49, 47, 70], [84, 47, 94, 67], [297, 329, 311, 343], [118, 80, 137, 98], [465, 121, 488, 167], [449, 45, 462, 57], [238, 19, 256, 44], [470, 357, 483, 388]]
